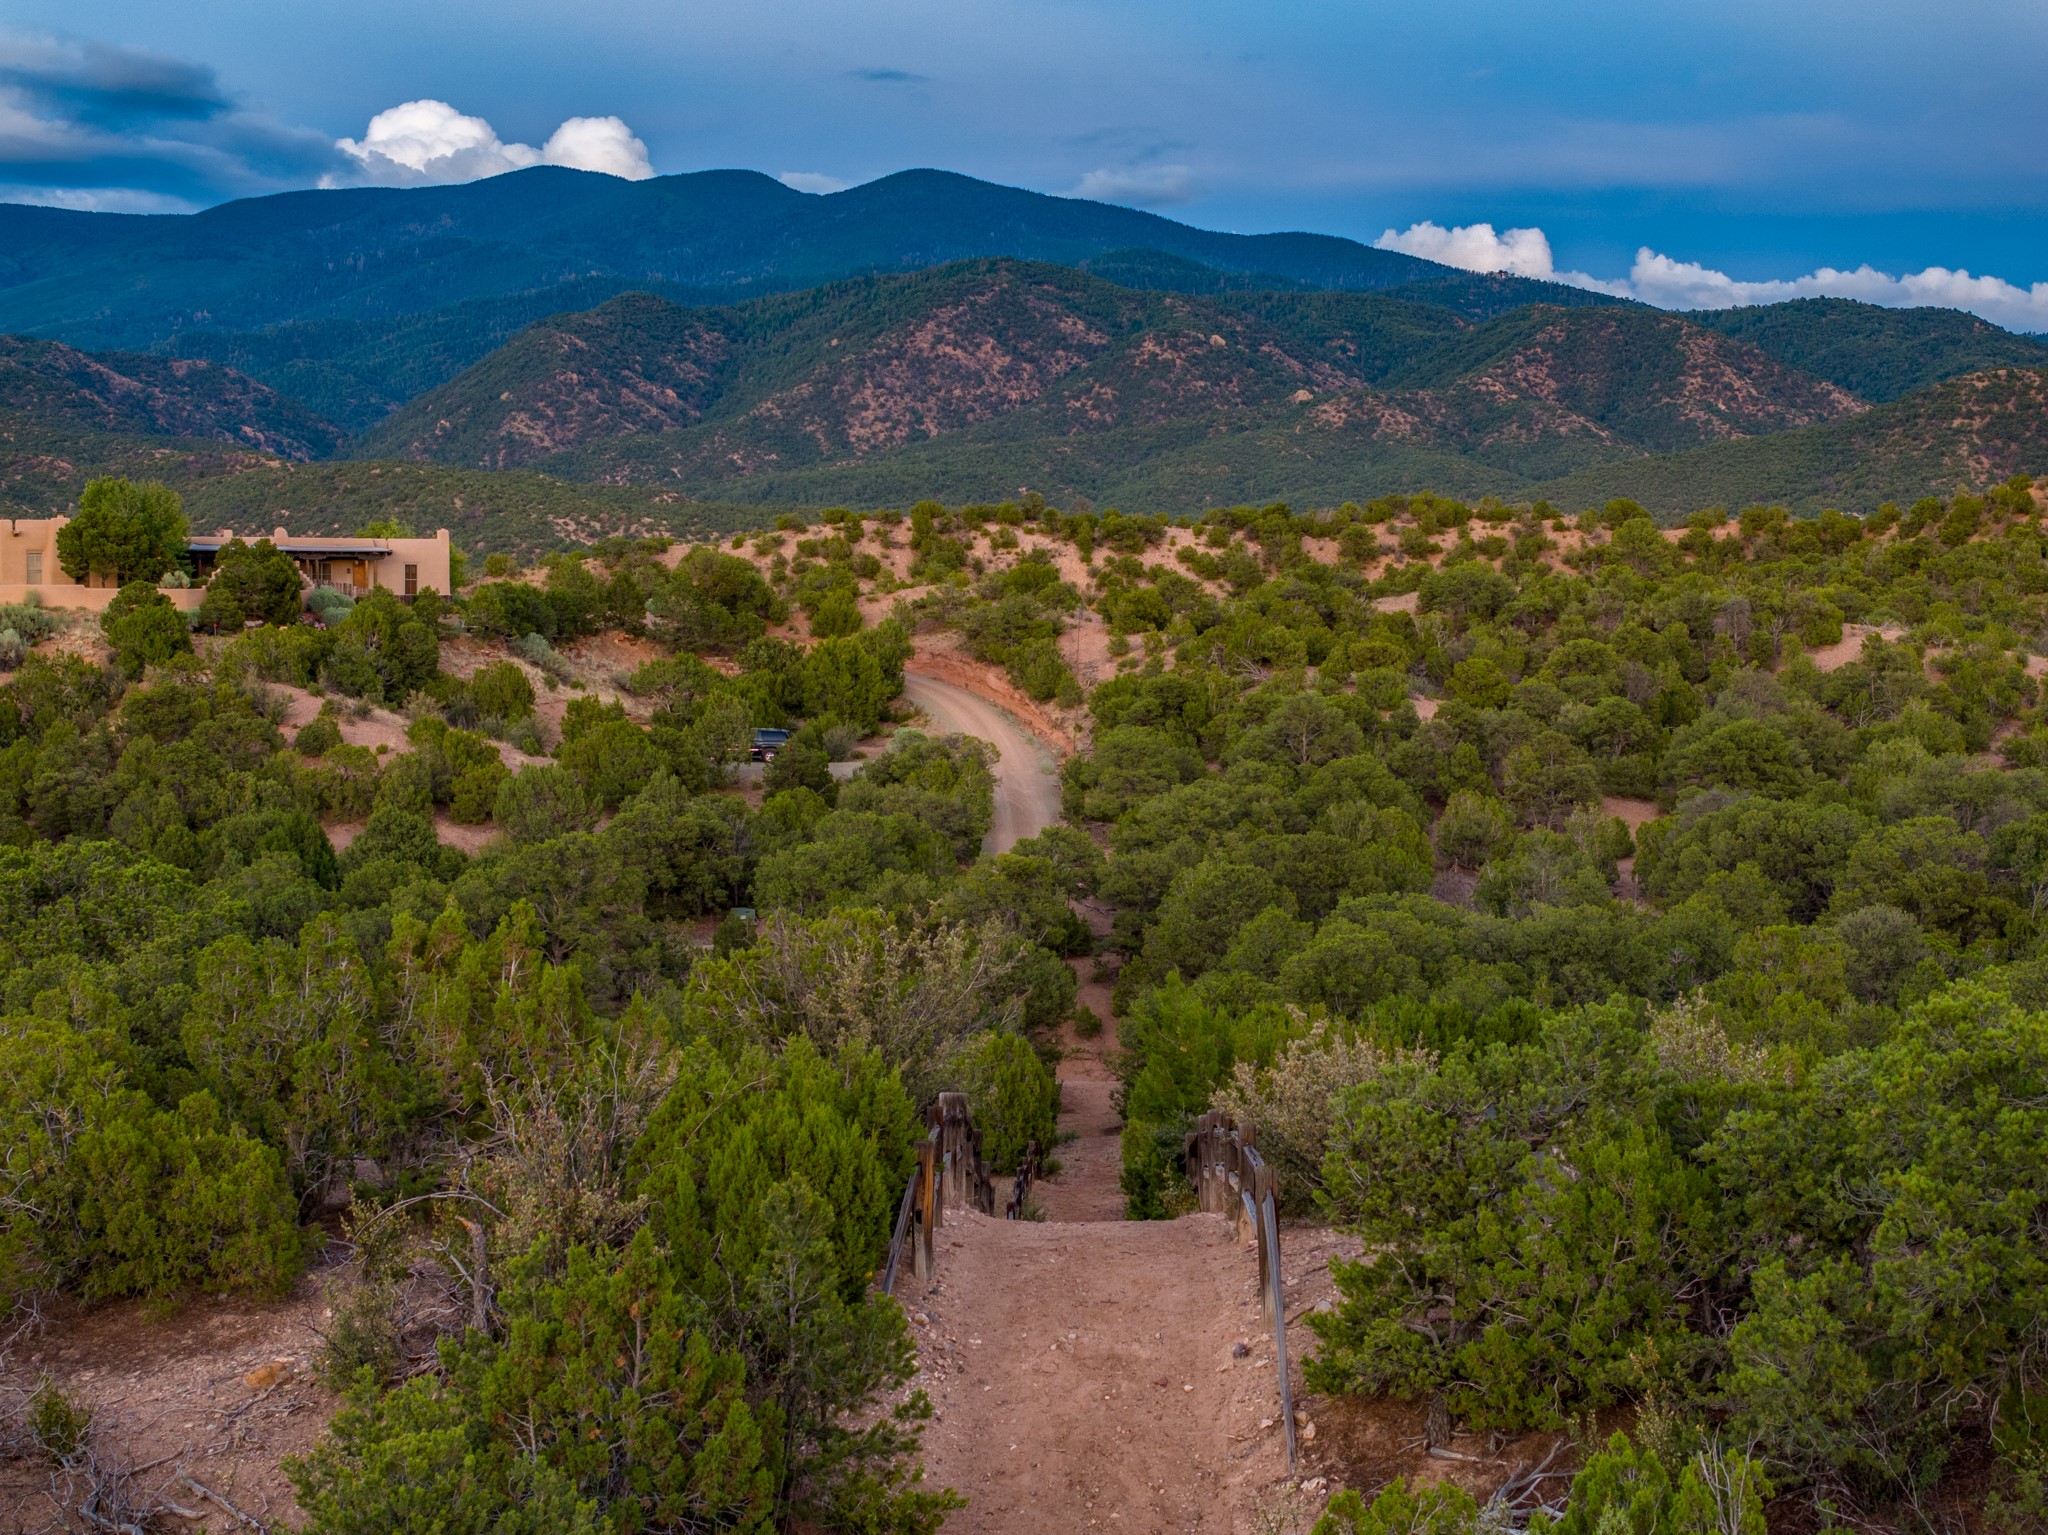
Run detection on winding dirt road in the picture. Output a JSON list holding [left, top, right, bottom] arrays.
[[901, 671, 1062, 855]]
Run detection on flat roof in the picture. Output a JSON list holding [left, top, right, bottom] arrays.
[[187, 538, 391, 557]]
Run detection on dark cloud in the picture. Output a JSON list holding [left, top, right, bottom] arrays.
[[0, 33, 229, 125], [850, 67, 926, 83], [0, 30, 341, 210]]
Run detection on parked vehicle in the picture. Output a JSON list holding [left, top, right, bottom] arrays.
[[750, 727, 791, 761]]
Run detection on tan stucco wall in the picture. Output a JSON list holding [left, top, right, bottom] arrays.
[[0, 583, 203, 613], [0, 519, 452, 609]]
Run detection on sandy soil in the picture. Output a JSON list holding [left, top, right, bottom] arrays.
[[439, 633, 654, 741], [1601, 796, 1660, 831], [273, 684, 546, 773], [1805, 623, 1906, 674], [909, 1212, 1264, 1534], [1063, 610, 1116, 695], [0, 1267, 344, 1532], [1370, 592, 1419, 614], [326, 808, 501, 855], [31, 613, 110, 669]]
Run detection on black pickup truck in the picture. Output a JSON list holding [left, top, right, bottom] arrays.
[[750, 728, 791, 761]]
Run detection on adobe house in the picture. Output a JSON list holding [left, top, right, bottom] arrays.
[[0, 519, 452, 612]]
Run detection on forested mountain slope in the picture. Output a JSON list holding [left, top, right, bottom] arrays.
[[357, 264, 1870, 501], [2, 235, 2045, 521], [1546, 364, 2048, 512], [0, 166, 1471, 352], [1693, 295, 2048, 401], [0, 336, 340, 460]]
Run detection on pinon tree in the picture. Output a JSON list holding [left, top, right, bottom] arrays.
[[100, 582, 192, 675], [199, 537, 305, 628], [56, 477, 189, 586]]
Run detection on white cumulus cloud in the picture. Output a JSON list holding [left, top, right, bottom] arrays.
[[1375, 220, 1555, 281], [1376, 219, 1629, 295], [1623, 250, 2048, 331], [1375, 219, 2048, 332], [335, 99, 651, 186], [1072, 164, 1197, 208], [778, 170, 849, 195], [539, 116, 652, 180]]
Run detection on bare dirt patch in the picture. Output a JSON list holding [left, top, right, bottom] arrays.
[[326, 808, 499, 855], [272, 682, 546, 772], [0, 1270, 345, 1532], [30, 613, 110, 669], [1601, 796, 1660, 831], [1805, 623, 1905, 674]]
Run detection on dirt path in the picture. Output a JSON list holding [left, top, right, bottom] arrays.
[[908, 1212, 1285, 1534], [901, 672, 1062, 855], [895, 677, 1327, 1531], [1037, 900, 1125, 1223]]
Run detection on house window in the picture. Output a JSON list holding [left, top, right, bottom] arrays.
[[404, 563, 418, 598], [24, 551, 41, 585]]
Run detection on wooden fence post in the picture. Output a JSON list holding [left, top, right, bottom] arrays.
[[912, 1139, 939, 1283], [1188, 1118, 1296, 1474]]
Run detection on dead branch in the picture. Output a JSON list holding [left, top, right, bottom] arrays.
[[179, 1472, 270, 1532]]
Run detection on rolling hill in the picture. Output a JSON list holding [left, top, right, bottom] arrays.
[[1541, 366, 2048, 513], [0, 337, 340, 460], [1691, 297, 2048, 402], [353, 262, 1869, 497]]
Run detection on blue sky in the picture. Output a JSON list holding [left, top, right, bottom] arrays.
[[5, 0, 2047, 325]]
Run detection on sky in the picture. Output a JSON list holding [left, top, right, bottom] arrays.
[[3, 0, 2047, 328]]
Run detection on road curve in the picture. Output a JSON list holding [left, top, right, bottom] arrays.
[[900, 671, 1062, 855]]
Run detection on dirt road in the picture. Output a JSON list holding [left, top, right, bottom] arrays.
[[897, 674, 1328, 1531], [901, 672, 1062, 855]]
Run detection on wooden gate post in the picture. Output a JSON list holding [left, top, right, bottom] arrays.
[[912, 1139, 940, 1284]]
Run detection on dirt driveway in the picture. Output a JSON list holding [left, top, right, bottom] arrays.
[[900, 672, 1062, 855]]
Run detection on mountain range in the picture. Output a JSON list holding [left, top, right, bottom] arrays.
[[1, 167, 2045, 531]]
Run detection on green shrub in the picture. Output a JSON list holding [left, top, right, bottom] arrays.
[[493, 765, 598, 843], [448, 760, 509, 823], [470, 659, 536, 721], [26, 1382, 91, 1463], [952, 1031, 1059, 1174], [101, 582, 192, 675], [295, 709, 343, 757], [1, 1018, 307, 1307]]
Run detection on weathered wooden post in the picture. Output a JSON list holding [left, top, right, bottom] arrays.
[[912, 1138, 940, 1283], [1187, 1119, 1296, 1474]]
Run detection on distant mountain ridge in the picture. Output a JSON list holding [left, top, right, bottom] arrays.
[[0, 166, 1480, 353], [352, 262, 1867, 490], [1691, 297, 2048, 402], [0, 164, 2044, 525], [0, 166, 1644, 433]]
